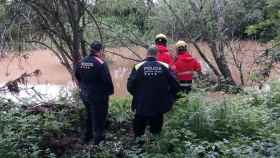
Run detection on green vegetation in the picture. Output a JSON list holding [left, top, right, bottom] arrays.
[[1, 81, 280, 157], [246, 0, 280, 42], [1, 1, 280, 157]]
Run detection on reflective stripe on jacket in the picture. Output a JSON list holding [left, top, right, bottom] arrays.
[[127, 57, 180, 116]]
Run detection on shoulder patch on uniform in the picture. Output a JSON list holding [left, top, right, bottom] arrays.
[[157, 61, 169, 68], [80, 62, 94, 69], [95, 57, 105, 64], [134, 61, 146, 70]]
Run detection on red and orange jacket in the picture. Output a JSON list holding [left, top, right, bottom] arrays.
[[156, 44, 174, 65], [173, 52, 201, 81]]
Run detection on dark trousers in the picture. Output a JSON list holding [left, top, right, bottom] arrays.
[[133, 114, 163, 137], [180, 80, 192, 94], [180, 86, 192, 93], [81, 95, 109, 144]]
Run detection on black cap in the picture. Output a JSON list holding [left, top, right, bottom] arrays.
[[90, 41, 103, 52]]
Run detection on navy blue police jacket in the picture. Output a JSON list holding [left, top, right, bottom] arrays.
[[127, 57, 180, 116], [74, 54, 114, 102]]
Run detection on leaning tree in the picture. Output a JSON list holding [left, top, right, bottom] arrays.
[[12, 0, 96, 74], [1, 0, 149, 75], [155, 0, 267, 86]]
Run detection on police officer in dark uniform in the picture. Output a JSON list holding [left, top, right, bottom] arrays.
[[74, 41, 114, 145], [127, 46, 180, 137]]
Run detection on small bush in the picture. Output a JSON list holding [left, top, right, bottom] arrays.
[[109, 97, 133, 124]]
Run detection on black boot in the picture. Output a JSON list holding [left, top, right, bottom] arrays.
[[94, 135, 105, 145]]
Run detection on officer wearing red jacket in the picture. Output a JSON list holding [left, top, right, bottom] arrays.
[[74, 41, 114, 145], [155, 34, 174, 65], [127, 46, 180, 137], [173, 41, 201, 93]]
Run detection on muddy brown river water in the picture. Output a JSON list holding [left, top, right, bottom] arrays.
[[0, 42, 276, 96], [0, 48, 144, 96]]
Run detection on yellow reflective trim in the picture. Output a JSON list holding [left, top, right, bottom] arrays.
[[134, 61, 146, 70], [157, 61, 169, 69]]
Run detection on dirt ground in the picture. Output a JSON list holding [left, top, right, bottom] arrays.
[[0, 41, 276, 96]]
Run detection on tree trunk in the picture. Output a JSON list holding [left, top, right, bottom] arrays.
[[72, 27, 81, 64], [209, 41, 236, 85], [81, 15, 87, 57], [162, 0, 222, 83], [191, 41, 221, 78], [210, 0, 236, 85]]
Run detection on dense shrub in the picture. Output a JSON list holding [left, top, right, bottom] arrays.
[[1, 82, 280, 157], [138, 81, 280, 158]]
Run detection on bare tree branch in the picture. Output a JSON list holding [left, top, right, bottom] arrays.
[[85, 7, 104, 43], [105, 50, 141, 62], [162, 0, 221, 79]]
